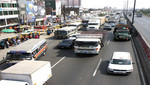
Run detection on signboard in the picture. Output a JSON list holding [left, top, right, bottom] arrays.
[[34, 1, 46, 19], [0, 0, 16, 3], [56, 1, 61, 15], [26, 1, 35, 22]]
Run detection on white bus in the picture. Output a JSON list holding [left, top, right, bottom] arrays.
[[54, 26, 77, 38], [6, 39, 48, 64], [67, 22, 82, 30]]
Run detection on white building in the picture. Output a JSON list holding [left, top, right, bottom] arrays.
[[0, 0, 19, 30]]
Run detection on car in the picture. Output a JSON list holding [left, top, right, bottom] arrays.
[[136, 13, 142, 17], [57, 39, 74, 48], [107, 52, 133, 74], [108, 20, 116, 27], [103, 24, 112, 30]]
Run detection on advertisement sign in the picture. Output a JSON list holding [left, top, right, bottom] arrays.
[[26, 1, 35, 22], [56, 1, 61, 15], [34, 1, 46, 19]]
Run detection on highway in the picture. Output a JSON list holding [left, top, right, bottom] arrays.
[[39, 29, 142, 85], [0, 28, 143, 85], [128, 15, 150, 45]]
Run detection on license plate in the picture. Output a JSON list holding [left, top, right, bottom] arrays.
[[114, 71, 126, 73], [119, 36, 126, 38]]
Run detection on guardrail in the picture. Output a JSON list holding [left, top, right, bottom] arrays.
[[125, 14, 150, 84]]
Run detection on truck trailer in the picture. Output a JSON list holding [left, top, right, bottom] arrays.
[[0, 60, 52, 85]]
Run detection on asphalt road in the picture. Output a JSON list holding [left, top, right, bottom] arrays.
[[40, 29, 141, 85], [128, 15, 150, 45], [0, 29, 142, 85]]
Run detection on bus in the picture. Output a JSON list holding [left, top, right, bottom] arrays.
[[67, 22, 82, 30], [6, 39, 48, 64], [54, 26, 77, 38]]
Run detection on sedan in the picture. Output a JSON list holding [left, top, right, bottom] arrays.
[[103, 24, 112, 30], [57, 39, 74, 48]]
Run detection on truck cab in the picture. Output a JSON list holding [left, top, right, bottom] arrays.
[[114, 30, 131, 41]]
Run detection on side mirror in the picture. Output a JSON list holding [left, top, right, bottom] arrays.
[[132, 62, 135, 64], [107, 60, 110, 63]]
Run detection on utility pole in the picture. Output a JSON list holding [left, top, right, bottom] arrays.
[[132, 0, 136, 24], [63, 4, 66, 21]]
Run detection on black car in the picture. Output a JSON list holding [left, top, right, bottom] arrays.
[[57, 39, 74, 48]]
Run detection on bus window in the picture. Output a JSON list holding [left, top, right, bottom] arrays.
[[6, 53, 32, 60]]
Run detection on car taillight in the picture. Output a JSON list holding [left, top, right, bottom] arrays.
[[96, 48, 98, 50], [74, 48, 76, 50]]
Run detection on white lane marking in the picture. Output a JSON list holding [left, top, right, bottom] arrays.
[[93, 58, 102, 76], [107, 39, 110, 45], [51, 57, 66, 69]]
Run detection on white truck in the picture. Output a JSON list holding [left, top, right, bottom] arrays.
[[74, 30, 107, 55], [0, 60, 52, 85]]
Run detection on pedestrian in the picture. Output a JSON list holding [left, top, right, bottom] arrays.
[[6, 41, 9, 48], [28, 34, 32, 39], [17, 39, 20, 45], [35, 35, 38, 39], [13, 38, 16, 45]]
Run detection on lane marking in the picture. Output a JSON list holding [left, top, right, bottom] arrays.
[[51, 57, 66, 69], [107, 39, 110, 45], [93, 58, 102, 76]]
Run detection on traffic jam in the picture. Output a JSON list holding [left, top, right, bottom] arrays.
[[0, 11, 143, 85]]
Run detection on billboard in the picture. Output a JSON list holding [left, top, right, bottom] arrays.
[[26, 1, 35, 22], [34, 1, 46, 19]]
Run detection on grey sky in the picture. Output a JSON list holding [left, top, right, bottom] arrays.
[[81, 0, 150, 9]]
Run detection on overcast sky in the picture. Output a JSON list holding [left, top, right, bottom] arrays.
[[81, 0, 150, 9]]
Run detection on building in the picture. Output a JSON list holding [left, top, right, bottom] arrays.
[[0, 0, 19, 31]]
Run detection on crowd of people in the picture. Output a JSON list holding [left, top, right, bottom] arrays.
[[1, 34, 40, 49]]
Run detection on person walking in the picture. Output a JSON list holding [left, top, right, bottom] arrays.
[[6, 41, 9, 48], [17, 39, 20, 45]]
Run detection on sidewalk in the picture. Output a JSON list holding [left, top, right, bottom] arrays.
[[0, 33, 54, 65]]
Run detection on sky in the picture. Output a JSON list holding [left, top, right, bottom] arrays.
[[81, 0, 150, 9]]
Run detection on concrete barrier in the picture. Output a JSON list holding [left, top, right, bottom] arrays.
[[125, 14, 150, 84]]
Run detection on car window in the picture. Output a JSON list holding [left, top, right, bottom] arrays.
[[111, 59, 131, 65]]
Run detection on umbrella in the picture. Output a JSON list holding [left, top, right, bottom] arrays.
[[1, 29, 16, 33]]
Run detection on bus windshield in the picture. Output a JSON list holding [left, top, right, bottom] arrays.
[[57, 31, 67, 35], [75, 41, 98, 47], [6, 53, 32, 60]]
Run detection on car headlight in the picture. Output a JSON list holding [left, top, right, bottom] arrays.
[[108, 68, 114, 71]]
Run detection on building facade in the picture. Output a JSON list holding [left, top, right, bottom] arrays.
[[0, 0, 19, 30]]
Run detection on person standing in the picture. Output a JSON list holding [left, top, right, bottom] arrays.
[[17, 39, 20, 45]]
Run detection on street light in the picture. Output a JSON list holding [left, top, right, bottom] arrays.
[[132, 0, 136, 24]]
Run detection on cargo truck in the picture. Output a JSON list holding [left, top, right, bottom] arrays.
[[0, 60, 52, 85], [74, 30, 107, 55]]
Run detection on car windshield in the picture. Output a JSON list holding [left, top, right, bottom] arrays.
[[62, 40, 72, 43], [111, 59, 131, 65], [75, 41, 98, 47], [6, 53, 32, 60], [117, 30, 129, 33], [57, 31, 67, 35], [88, 23, 98, 25]]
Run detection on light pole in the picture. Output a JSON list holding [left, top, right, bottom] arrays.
[[132, 0, 136, 24]]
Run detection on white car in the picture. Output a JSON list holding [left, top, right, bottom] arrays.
[[107, 52, 133, 74]]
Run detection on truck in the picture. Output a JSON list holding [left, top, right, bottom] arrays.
[[0, 60, 52, 85], [113, 26, 131, 41], [74, 30, 107, 55]]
